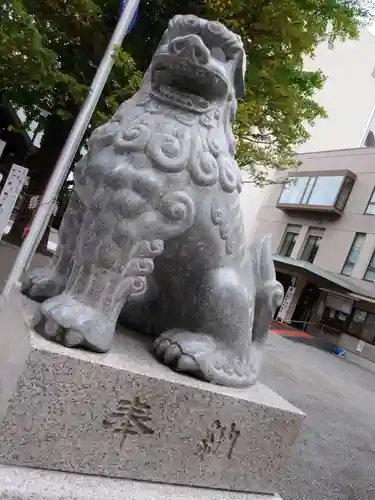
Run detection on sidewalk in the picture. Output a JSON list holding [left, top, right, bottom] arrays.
[[0, 222, 57, 291], [271, 321, 313, 339], [271, 320, 339, 353]]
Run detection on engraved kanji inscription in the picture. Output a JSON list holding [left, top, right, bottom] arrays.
[[102, 396, 154, 448], [198, 420, 241, 459]]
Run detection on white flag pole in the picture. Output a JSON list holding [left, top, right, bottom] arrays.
[[3, 0, 140, 297]]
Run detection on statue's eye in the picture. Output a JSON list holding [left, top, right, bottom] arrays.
[[211, 47, 226, 63]]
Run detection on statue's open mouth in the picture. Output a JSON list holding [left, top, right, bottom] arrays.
[[151, 56, 227, 113]]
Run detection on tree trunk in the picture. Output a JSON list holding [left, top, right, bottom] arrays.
[[4, 114, 75, 253]]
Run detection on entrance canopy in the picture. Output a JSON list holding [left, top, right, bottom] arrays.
[[273, 255, 375, 301]]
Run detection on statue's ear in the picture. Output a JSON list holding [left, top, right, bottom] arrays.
[[155, 28, 169, 52], [234, 49, 246, 99], [160, 28, 169, 44]]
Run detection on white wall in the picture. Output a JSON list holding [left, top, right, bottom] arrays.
[[240, 180, 267, 242], [240, 171, 277, 243], [299, 28, 375, 153]]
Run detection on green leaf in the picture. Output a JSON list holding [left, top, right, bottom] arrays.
[[0, 0, 373, 185]]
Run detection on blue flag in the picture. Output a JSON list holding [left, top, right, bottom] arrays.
[[119, 0, 139, 33]]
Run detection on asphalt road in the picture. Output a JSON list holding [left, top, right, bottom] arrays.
[[260, 334, 375, 500]]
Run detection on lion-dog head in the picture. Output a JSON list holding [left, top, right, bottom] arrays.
[[150, 15, 246, 114]]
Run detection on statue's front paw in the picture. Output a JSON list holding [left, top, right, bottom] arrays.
[[153, 329, 257, 387], [34, 294, 114, 353], [21, 268, 66, 302], [154, 329, 212, 378]]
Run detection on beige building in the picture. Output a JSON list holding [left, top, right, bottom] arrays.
[[241, 28, 375, 239], [254, 147, 375, 369]]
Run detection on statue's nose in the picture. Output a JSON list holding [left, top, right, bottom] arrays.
[[168, 34, 210, 65]]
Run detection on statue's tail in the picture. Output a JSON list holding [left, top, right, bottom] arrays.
[[248, 234, 284, 345]]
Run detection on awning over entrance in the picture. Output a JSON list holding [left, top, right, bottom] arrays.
[[273, 255, 375, 301]]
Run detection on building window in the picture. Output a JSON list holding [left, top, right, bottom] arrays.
[[342, 233, 366, 276], [300, 235, 322, 263], [361, 313, 375, 344], [279, 177, 310, 205], [348, 309, 375, 345], [364, 251, 375, 282], [278, 228, 300, 257], [278, 173, 355, 210], [335, 177, 354, 211], [365, 188, 375, 215], [300, 177, 316, 204], [307, 176, 343, 206], [365, 131, 375, 147]]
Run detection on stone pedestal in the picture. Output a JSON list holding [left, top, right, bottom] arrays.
[[0, 464, 282, 500], [0, 292, 304, 498]]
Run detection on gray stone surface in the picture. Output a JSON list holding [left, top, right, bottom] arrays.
[[0, 465, 283, 500], [0, 294, 32, 423], [22, 14, 283, 387], [261, 334, 375, 500], [0, 293, 304, 494]]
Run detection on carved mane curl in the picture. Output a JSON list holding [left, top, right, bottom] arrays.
[[90, 88, 242, 196]]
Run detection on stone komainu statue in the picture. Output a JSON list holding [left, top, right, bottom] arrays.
[[22, 15, 284, 387]]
